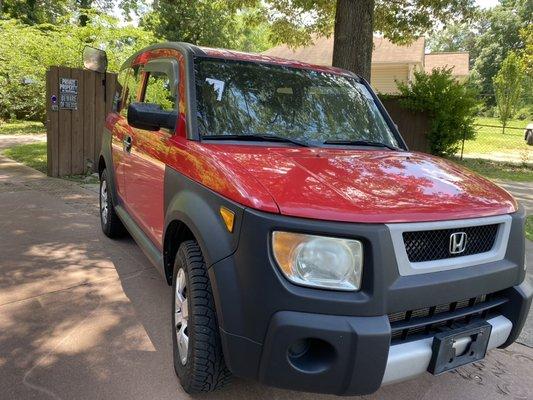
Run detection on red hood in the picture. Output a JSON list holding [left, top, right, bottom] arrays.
[[203, 145, 517, 223]]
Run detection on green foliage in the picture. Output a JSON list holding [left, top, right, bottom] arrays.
[[519, 26, 533, 107], [493, 51, 525, 133], [472, 1, 529, 105], [144, 75, 174, 110], [427, 21, 480, 56], [141, 1, 272, 52], [374, 0, 477, 45], [0, 0, 147, 25], [431, 1, 531, 105], [0, 14, 155, 121], [231, 0, 476, 48], [0, 0, 70, 24], [397, 68, 478, 156]]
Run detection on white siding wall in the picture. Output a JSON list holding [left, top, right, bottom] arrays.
[[370, 65, 409, 94]]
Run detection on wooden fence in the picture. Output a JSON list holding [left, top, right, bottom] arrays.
[[46, 66, 117, 177], [381, 98, 430, 153]]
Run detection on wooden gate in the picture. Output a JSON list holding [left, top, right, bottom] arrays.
[[45, 66, 117, 177]]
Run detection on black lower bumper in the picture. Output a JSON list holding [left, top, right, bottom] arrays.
[[217, 281, 531, 396]]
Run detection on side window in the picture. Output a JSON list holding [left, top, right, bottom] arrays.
[[121, 66, 142, 117], [143, 72, 176, 111]]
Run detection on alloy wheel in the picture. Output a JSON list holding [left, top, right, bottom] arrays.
[[175, 268, 189, 365], [100, 180, 108, 225]]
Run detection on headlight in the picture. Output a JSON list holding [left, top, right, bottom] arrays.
[[272, 231, 363, 291]]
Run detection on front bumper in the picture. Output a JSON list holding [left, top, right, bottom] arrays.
[[209, 207, 530, 395]]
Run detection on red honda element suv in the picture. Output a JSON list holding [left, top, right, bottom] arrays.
[[97, 42, 531, 395]]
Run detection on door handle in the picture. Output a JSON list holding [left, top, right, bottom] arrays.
[[123, 135, 132, 152]]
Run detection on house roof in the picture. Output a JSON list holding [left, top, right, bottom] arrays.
[[263, 36, 426, 66], [424, 52, 470, 76]]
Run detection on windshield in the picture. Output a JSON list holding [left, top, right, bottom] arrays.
[[194, 58, 400, 148]]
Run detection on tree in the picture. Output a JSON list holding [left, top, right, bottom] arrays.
[[519, 26, 533, 107], [76, 0, 148, 26], [427, 20, 485, 69], [0, 0, 147, 25], [493, 51, 525, 134], [473, 0, 529, 105], [141, 0, 272, 52], [424, 1, 531, 105], [0, 0, 70, 24]]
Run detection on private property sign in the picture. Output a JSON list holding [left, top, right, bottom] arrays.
[[59, 78, 78, 110]]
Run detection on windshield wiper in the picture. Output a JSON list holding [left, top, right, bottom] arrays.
[[202, 134, 309, 147], [323, 139, 400, 151]]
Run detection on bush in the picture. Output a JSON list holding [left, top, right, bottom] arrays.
[[397, 68, 478, 156]]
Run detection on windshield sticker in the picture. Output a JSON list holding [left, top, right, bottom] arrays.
[[206, 78, 225, 101]]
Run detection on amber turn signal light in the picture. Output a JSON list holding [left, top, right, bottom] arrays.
[[219, 206, 235, 232]]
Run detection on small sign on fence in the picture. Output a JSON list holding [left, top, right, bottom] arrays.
[[59, 78, 78, 110]]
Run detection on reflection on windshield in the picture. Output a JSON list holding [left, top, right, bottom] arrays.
[[194, 58, 399, 148]]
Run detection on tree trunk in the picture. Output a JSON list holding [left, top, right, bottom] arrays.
[[332, 0, 375, 81]]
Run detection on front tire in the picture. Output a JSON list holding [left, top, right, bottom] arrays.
[[172, 240, 231, 393], [99, 169, 125, 238]]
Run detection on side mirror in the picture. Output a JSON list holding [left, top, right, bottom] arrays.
[[127, 103, 177, 131], [83, 46, 108, 73]]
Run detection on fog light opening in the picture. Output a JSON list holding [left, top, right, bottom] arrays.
[[287, 338, 335, 374]]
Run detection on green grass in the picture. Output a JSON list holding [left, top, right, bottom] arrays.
[[527, 216, 533, 242], [3, 142, 47, 173], [474, 117, 528, 129], [0, 120, 45, 135], [462, 117, 531, 156], [2, 142, 97, 184], [451, 157, 533, 182]]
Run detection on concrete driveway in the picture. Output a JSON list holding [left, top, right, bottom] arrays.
[[0, 149, 532, 399]]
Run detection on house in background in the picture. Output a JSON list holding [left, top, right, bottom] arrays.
[[263, 36, 469, 94], [424, 52, 470, 81]]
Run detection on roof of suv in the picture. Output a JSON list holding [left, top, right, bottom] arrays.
[[122, 42, 355, 77]]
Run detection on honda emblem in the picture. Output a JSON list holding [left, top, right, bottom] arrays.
[[449, 232, 467, 254]]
